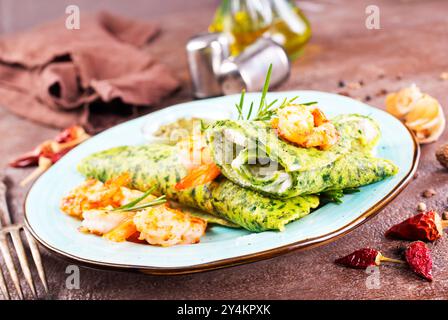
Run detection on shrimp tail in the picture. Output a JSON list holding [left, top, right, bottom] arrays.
[[175, 163, 221, 190]]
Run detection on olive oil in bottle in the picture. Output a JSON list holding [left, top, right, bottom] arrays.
[[209, 0, 311, 60]]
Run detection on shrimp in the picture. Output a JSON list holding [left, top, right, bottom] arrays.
[[80, 209, 133, 236], [271, 104, 339, 150], [60, 179, 108, 219], [177, 134, 213, 170], [175, 134, 221, 190], [60, 173, 151, 219], [103, 216, 139, 242], [133, 204, 207, 247]]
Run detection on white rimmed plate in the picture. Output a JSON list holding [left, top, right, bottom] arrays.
[[25, 91, 419, 275]]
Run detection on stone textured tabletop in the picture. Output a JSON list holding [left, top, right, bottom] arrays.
[[1, 0, 448, 299]]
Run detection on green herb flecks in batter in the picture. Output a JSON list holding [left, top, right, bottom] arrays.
[[205, 114, 398, 198], [78, 144, 319, 232]]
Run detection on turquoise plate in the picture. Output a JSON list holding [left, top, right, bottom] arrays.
[[25, 91, 419, 275]]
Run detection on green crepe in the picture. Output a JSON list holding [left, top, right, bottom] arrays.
[[78, 144, 319, 232], [205, 114, 398, 198]]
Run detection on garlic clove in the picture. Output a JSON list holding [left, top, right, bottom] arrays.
[[385, 84, 423, 119], [416, 109, 445, 144], [405, 95, 441, 129]]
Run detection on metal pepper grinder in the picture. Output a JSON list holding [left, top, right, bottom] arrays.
[[218, 37, 290, 95], [186, 33, 290, 98], [186, 33, 230, 98]]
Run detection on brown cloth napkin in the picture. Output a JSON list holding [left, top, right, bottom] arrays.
[[0, 11, 180, 131]]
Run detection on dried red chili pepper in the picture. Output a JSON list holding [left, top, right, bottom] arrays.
[[405, 241, 433, 281], [10, 141, 70, 169], [38, 142, 72, 163], [9, 149, 41, 168], [10, 126, 89, 168], [10, 126, 90, 186], [48, 148, 71, 163], [54, 126, 81, 143], [335, 248, 404, 269], [385, 211, 448, 242]]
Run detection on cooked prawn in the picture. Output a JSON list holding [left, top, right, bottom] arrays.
[[175, 162, 221, 190], [177, 134, 213, 170], [61, 175, 207, 247], [60, 179, 108, 219], [60, 174, 153, 219], [271, 104, 339, 150], [80, 209, 133, 236], [103, 216, 139, 242], [133, 204, 207, 247], [175, 134, 221, 190]]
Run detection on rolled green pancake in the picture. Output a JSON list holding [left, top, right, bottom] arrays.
[[205, 114, 398, 198], [77, 144, 319, 232]]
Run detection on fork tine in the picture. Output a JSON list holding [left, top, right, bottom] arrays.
[[0, 266, 10, 300], [0, 178, 11, 225], [0, 175, 49, 299], [23, 229, 48, 293], [0, 237, 23, 299], [9, 229, 36, 297]]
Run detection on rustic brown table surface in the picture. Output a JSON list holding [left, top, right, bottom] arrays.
[[1, 0, 448, 300]]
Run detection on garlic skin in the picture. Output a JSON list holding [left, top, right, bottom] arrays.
[[385, 85, 445, 144], [386, 83, 423, 119]]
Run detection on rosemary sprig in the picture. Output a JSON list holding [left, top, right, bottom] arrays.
[[115, 195, 167, 212], [235, 89, 246, 120], [254, 64, 273, 120], [233, 63, 320, 121], [247, 101, 254, 120], [112, 186, 156, 211], [301, 101, 318, 106]]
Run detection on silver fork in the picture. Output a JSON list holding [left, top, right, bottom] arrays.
[[0, 174, 48, 300]]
